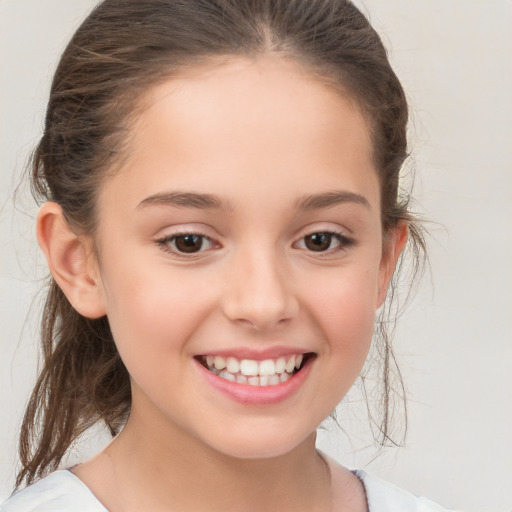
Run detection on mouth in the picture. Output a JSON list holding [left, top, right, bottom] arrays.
[[195, 353, 315, 387]]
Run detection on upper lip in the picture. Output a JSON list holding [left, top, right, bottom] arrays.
[[194, 346, 314, 361]]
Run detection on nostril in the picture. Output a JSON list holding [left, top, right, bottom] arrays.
[[232, 314, 295, 333]]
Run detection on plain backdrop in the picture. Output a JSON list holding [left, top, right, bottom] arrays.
[[1, 1, 511, 510]]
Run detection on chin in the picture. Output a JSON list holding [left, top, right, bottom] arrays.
[[198, 424, 316, 461]]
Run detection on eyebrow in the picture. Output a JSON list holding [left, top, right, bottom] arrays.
[[137, 189, 370, 212], [137, 191, 234, 212], [293, 190, 371, 211]]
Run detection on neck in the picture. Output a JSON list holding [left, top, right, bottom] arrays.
[[80, 401, 332, 512]]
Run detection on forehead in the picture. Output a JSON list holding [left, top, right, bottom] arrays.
[[100, 56, 379, 214]]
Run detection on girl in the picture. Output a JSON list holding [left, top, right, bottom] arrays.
[[2, 1, 452, 510]]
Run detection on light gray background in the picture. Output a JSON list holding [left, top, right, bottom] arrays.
[[1, 1, 511, 510]]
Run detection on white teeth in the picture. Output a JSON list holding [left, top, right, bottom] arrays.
[[240, 359, 259, 376], [269, 375, 280, 386], [259, 375, 269, 386], [236, 374, 247, 384], [219, 370, 236, 382], [214, 356, 226, 371], [280, 372, 290, 383], [285, 356, 296, 373], [275, 357, 286, 373], [258, 359, 276, 376], [226, 357, 240, 373], [203, 353, 308, 386]]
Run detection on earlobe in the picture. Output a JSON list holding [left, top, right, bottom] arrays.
[[36, 202, 106, 319], [376, 222, 409, 308]]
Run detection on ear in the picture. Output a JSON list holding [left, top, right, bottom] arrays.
[[36, 202, 106, 319], [376, 221, 408, 308]]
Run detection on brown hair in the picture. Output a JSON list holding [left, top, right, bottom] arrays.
[[17, 0, 425, 488]]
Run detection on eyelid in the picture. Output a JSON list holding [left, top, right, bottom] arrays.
[[152, 224, 356, 259], [155, 228, 221, 259], [293, 227, 356, 255]]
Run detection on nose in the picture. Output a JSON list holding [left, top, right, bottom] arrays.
[[221, 247, 299, 331]]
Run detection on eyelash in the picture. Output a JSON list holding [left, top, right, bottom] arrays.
[[155, 230, 356, 258], [156, 232, 216, 258], [293, 231, 356, 255]]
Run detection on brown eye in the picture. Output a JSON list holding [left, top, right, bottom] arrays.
[[303, 232, 335, 252], [296, 231, 355, 254], [156, 232, 217, 257], [174, 234, 206, 253]]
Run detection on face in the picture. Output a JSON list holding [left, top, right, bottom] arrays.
[[89, 57, 401, 459]]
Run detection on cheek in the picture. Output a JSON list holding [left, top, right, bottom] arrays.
[[304, 265, 378, 355], [99, 263, 213, 372], [296, 265, 379, 417]]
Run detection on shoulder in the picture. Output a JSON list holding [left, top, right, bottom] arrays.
[[0, 470, 108, 512], [324, 455, 456, 512], [354, 469, 457, 512]]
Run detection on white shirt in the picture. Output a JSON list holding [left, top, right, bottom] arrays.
[[1, 469, 453, 511]]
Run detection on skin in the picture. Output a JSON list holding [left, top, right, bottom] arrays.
[[37, 56, 407, 512]]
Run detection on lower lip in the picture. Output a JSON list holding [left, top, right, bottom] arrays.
[[195, 357, 314, 405]]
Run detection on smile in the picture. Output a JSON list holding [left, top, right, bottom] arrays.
[[197, 353, 311, 387]]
